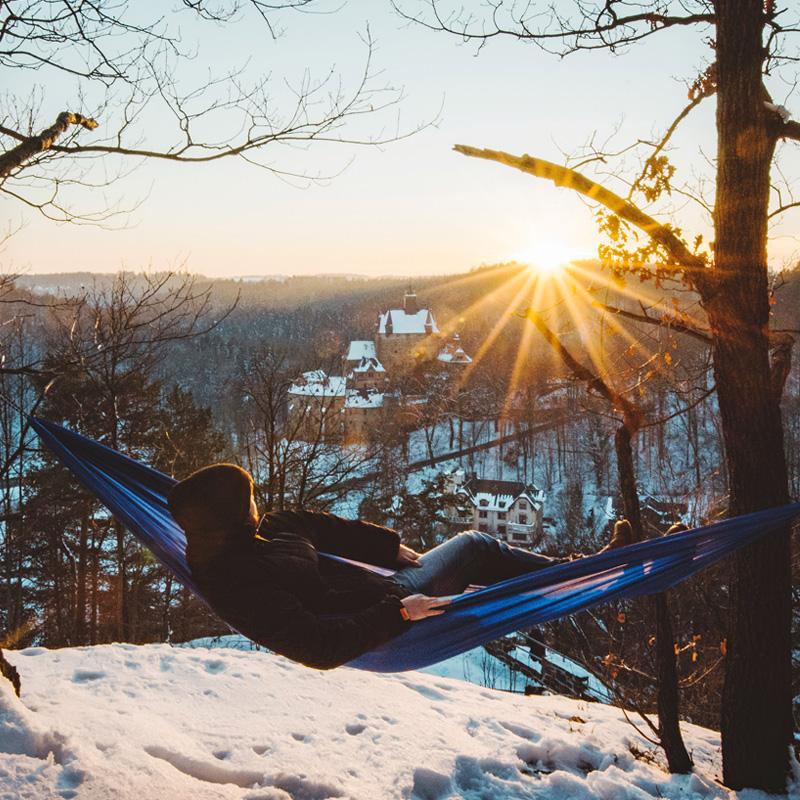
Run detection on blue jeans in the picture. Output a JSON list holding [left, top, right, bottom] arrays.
[[391, 530, 563, 597]]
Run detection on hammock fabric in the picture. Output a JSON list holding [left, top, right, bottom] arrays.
[[31, 417, 800, 673]]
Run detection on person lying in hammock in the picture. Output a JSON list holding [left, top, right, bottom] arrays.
[[168, 464, 632, 670]]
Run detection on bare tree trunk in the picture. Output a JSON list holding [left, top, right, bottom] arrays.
[[712, 1, 792, 789], [114, 520, 127, 640], [654, 595, 692, 772], [75, 514, 88, 645], [90, 532, 99, 646], [616, 423, 692, 773]]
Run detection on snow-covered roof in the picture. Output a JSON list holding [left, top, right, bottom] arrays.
[[437, 340, 472, 364], [351, 356, 385, 374], [345, 389, 384, 408], [460, 478, 544, 512], [345, 340, 377, 361], [377, 308, 439, 336], [288, 374, 346, 397]]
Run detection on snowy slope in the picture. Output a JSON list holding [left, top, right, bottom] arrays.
[[0, 642, 795, 800]]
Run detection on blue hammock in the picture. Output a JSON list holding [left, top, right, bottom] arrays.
[[31, 417, 800, 673]]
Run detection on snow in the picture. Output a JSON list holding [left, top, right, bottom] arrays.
[[346, 341, 378, 361], [2, 641, 793, 800], [378, 309, 439, 335], [350, 357, 385, 374], [345, 390, 384, 409], [437, 341, 472, 365], [460, 480, 545, 514], [288, 375, 347, 398]]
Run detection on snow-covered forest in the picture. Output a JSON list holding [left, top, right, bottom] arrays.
[[0, 266, 799, 798]]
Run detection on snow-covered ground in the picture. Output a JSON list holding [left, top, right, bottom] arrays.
[[2, 641, 795, 800]]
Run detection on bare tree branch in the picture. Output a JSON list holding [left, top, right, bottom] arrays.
[[453, 144, 713, 297], [0, 112, 98, 178]]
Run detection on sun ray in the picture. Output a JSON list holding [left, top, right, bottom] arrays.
[[456, 270, 539, 389], [501, 299, 538, 421], [565, 272, 656, 359], [544, 269, 616, 382], [434, 262, 526, 296], [567, 262, 709, 331], [437, 267, 531, 339]]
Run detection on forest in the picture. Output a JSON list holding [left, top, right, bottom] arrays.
[[1, 264, 799, 764]]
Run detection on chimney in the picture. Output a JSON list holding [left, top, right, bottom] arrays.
[[404, 291, 419, 315]]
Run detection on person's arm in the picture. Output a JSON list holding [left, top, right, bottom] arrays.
[[263, 509, 401, 567]]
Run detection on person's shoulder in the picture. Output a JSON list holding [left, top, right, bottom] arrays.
[[257, 509, 305, 535]]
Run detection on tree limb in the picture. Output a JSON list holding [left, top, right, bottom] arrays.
[[0, 112, 98, 179], [594, 302, 712, 343], [454, 144, 713, 298], [520, 307, 642, 430]]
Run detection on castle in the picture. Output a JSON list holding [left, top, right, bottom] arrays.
[[287, 292, 472, 442]]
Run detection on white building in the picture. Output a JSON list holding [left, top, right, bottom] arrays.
[[450, 474, 546, 548]]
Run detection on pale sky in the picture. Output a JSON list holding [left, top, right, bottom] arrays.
[[2, 1, 799, 278]]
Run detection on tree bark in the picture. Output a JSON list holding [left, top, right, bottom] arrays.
[[616, 424, 692, 773], [0, 112, 98, 179], [75, 514, 88, 645], [654, 594, 692, 773], [0, 649, 20, 697], [712, 1, 792, 790]]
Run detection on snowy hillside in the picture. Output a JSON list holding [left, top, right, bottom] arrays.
[[2, 643, 794, 800]]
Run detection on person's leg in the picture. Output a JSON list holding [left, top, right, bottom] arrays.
[[392, 530, 564, 596]]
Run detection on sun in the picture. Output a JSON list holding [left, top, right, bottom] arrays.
[[514, 240, 588, 276]]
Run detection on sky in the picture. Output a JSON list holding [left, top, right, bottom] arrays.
[[2, 0, 799, 278]]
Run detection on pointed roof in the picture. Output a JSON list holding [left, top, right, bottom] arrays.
[[459, 478, 544, 512], [378, 308, 439, 336]]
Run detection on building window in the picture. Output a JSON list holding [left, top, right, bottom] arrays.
[[498, 512, 506, 520], [479, 499, 488, 507], [479, 510, 488, 519], [519, 500, 528, 510], [512, 531, 528, 542], [498, 525, 507, 535], [519, 514, 528, 524], [478, 524, 488, 532]]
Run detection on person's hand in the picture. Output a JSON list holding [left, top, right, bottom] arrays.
[[400, 594, 451, 621], [397, 543, 422, 568]]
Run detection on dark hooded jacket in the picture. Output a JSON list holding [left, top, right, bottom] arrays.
[[188, 509, 412, 669]]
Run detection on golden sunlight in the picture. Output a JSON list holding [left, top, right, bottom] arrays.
[[515, 240, 588, 276]]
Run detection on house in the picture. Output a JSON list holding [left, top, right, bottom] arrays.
[[287, 292, 472, 443], [346, 346, 387, 392], [343, 387, 385, 442], [450, 473, 546, 548], [287, 371, 347, 441], [375, 292, 441, 370], [437, 333, 473, 367]]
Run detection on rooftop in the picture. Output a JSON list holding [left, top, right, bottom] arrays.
[[460, 477, 544, 512], [345, 389, 385, 408], [345, 340, 378, 361], [288, 373, 347, 397], [351, 356, 385, 374], [437, 339, 472, 364], [378, 308, 439, 336]]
